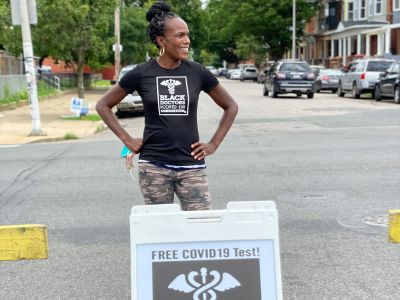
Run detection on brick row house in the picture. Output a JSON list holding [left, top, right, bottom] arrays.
[[302, 0, 400, 67]]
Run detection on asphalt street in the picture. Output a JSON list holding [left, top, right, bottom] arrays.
[[0, 78, 399, 299]]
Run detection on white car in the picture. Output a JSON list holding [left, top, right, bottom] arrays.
[[240, 67, 258, 81], [230, 69, 241, 80], [338, 58, 394, 99], [113, 65, 144, 118]]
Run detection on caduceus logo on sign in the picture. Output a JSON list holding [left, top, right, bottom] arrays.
[[160, 79, 182, 95], [168, 267, 241, 299]]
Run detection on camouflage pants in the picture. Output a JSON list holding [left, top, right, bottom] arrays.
[[138, 162, 211, 211]]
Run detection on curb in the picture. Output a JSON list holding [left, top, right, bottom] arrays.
[[0, 224, 48, 260], [389, 210, 400, 243]]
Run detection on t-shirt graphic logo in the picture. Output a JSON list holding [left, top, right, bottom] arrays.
[[160, 79, 181, 94], [157, 76, 189, 115], [168, 267, 241, 299]]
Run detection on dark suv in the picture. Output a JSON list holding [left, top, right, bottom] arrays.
[[374, 61, 400, 104], [263, 60, 315, 98]]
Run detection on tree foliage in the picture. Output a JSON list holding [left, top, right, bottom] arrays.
[[119, 4, 149, 65], [205, 0, 318, 62], [32, 0, 118, 97], [0, 0, 320, 88], [0, 1, 22, 53]]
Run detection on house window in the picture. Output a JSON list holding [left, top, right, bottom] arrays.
[[360, 0, 366, 19], [376, 0, 382, 14], [369, 0, 373, 16], [348, 2, 354, 20], [394, 0, 400, 11]]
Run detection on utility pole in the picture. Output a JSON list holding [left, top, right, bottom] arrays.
[[292, 0, 296, 59], [18, 0, 44, 136], [114, 2, 121, 80]]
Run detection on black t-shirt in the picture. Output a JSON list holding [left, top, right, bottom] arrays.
[[118, 59, 219, 165]]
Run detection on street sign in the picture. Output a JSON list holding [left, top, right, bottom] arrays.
[[113, 44, 123, 52], [130, 201, 282, 300], [10, 0, 37, 25]]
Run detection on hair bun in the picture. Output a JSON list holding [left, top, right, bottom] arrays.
[[146, 1, 172, 22]]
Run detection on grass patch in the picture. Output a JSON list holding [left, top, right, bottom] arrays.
[[63, 133, 78, 140], [91, 80, 111, 88], [0, 81, 57, 106], [61, 114, 102, 121]]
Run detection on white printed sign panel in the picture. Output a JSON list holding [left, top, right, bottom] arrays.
[[130, 201, 282, 300], [136, 240, 277, 299]]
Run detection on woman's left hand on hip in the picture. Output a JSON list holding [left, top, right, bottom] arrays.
[[191, 142, 217, 160]]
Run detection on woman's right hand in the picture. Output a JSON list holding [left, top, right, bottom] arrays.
[[124, 136, 143, 154]]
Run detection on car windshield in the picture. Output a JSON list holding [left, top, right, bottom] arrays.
[[366, 61, 393, 72], [245, 69, 256, 72], [280, 63, 311, 72]]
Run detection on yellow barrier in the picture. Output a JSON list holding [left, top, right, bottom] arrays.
[[0, 224, 48, 260], [388, 210, 400, 243]]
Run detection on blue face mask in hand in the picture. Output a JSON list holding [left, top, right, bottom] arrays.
[[121, 145, 136, 180]]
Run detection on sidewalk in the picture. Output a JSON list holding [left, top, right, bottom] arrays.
[[0, 89, 107, 145]]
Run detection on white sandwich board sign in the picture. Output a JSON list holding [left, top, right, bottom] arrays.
[[130, 201, 282, 300]]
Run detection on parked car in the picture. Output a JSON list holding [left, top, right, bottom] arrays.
[[240, 66, 258, 81], [238, 63, 255, 72], [257, 68, 269, 83], [263, 59, 315, 98], [374, 61, 400, 104], [230, 69, 241, 80], [337, 58, 394, 99], [218, 68, 227, 77], [314, 68, 342, 93], [112, 64, 144, 118], [206, 66, 219, 76], [310, 65, 326, 76], [226, 69, 236, 79]]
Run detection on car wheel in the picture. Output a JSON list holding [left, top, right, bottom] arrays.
[[374, 85, 381, 101], [307, 92, 314, 99], [395, 86, 400, 104], [351, 82, 360, 99], [263, 84, 269, 96], [338, 83, 345, 97], [271, 84, 278, 98], [332, 89, 337, 94], [296, 93, 302, 97]]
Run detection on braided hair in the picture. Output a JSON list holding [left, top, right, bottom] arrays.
[[146, 2, 178, 48]]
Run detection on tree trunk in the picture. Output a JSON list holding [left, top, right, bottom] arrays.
[[77, 50, 85, 99]]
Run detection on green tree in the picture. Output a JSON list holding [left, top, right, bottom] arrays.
[[0, 1, 9, 47], [199, 49, 218, 66], [32, 0, 118, 98], [0, 1, 22, 53], [235, 35, 268, 65], [119, 4, 151, 65], [167, 0, 206, 61], [205, 0, 318, 61]]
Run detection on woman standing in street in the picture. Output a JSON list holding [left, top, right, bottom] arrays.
[[96, 1, 238, 211]]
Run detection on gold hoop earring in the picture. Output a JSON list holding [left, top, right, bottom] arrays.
[[159, 47, 165, 56]]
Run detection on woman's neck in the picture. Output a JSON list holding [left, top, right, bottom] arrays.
[[156, 56, 181, 69]]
